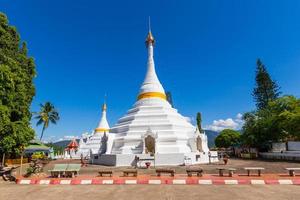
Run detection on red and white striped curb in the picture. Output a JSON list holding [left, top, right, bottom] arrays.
[[16, 179, 300, 185]]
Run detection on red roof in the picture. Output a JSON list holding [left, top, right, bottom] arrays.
[[66, 139, 78, 150]]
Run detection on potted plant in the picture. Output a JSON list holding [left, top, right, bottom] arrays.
[[145, 162, 151, 169]]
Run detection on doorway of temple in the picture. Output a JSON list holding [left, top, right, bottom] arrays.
[[145, 135, 155, 154]]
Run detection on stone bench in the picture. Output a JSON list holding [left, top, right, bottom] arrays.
[[216, 168, 236, 177], [285, 168, 300, 176], [123, 169, 138, 177], [156, 169, 175, 177], [244, 167, 265, 176], [186, 168, 203, 177], [98, 170, 113, 177]]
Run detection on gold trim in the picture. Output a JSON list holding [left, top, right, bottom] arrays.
[[146, 31, 155, 46], [137, 92, 166, 100], [102, 103, 107, 111], [95, 128, 109, 132]]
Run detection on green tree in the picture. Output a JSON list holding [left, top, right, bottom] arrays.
[[266, 96, 300, 140], [242, 96, 300, 149], [34, 102, 59, 141], [253, 59, 280, 110], [196, 112, 202, 131], [215, 129, 241, 148], [45, 142, 64, 155], [0, 13, 36, 157], [166, 91, 173, 107]]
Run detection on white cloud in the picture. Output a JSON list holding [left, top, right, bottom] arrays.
[[53, 135, 80, 142], [62, 135, 79, 140], [205, 113, 244, 132], [41, 135, 57, 143], [236, 113, 243, 120]]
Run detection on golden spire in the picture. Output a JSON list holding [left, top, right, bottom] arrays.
[[102, 94, 107, 111], [102, 103, 107, 111], [146, 17, 155, 46]]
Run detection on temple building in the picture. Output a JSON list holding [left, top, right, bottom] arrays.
[[91, 27, 217, 166], [64, 138, 79, 159]]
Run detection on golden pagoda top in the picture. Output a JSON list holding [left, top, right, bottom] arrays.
[[145, 17, 155, 46], [146, 31, 155, 46], [102, 103, 107, 111]]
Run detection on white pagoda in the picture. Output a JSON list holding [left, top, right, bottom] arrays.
[[91, 27, 217, 166], [64, 103, 110, 159]]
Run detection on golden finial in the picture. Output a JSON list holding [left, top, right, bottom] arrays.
[[102, 103, 107, 111], [146, 17, 155, 46], [102, 94, 107, 111]]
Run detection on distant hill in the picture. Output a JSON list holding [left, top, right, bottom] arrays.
[[204, 130, 220, 148], [53, 139, 80, 148]]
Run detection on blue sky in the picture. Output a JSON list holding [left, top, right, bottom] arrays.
[[2, 0, 300, 141]]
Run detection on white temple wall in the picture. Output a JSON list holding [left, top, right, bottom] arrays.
[[271, 142, 286, 152], [155, 153, 185, 165], [91, 151, 218, 166], [287, 141, 300, 151]]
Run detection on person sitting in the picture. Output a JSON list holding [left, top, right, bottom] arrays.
[[223, 153, 229, 165]]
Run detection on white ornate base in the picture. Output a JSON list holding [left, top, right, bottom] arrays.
[[91, 151, 218, 167]]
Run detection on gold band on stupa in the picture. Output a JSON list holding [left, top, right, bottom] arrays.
[[95, 128, 109, 132], [137, 92, 166, 100]]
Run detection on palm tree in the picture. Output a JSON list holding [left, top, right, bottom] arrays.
[[34, 102, 59, 141]]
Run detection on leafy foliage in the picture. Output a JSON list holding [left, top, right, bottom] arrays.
[[25, 158, 43, 177], [242, 96, 300, 150], [215, 129, 241, 148], [196, 112, 202, 131], [253, 59, 280, 110], [31, 151, 47, 160], [0, 13, 36, 157], [45, 142, 64, 155], [34, 102, 59, 140]]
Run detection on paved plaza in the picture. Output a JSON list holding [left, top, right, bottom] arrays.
[[1, 158, 299, 200], [1, 183, 300, 200], [42, 158, 300, 176]]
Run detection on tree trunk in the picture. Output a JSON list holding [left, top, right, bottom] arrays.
[[2, 153, 5, 166], [40, 125, 46, 141]]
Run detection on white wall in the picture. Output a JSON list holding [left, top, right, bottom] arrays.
[[288, 141, 300, 151], [271, 142, 286, 152]]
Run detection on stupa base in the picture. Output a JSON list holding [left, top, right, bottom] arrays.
[[90, 151, 218, 167]]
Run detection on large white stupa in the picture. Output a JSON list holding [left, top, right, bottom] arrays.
[[91, 27, 217, 166]]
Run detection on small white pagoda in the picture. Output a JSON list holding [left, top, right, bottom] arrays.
[[79, 103, 110, 157], [64, 103, 110, 159], [91, 27, 217, 166]]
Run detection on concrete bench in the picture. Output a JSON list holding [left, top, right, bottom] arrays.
[[48, 164, 68, 178], [285, 168, 300, 176], [244, 167, 265, 176], [98, 170, 113, 177], [156, 169, 175, 177], [216, 168, 236, 177], [123, 169, 138, 177], [186, 168, 203, 177], [65, 164, 81, 178]]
